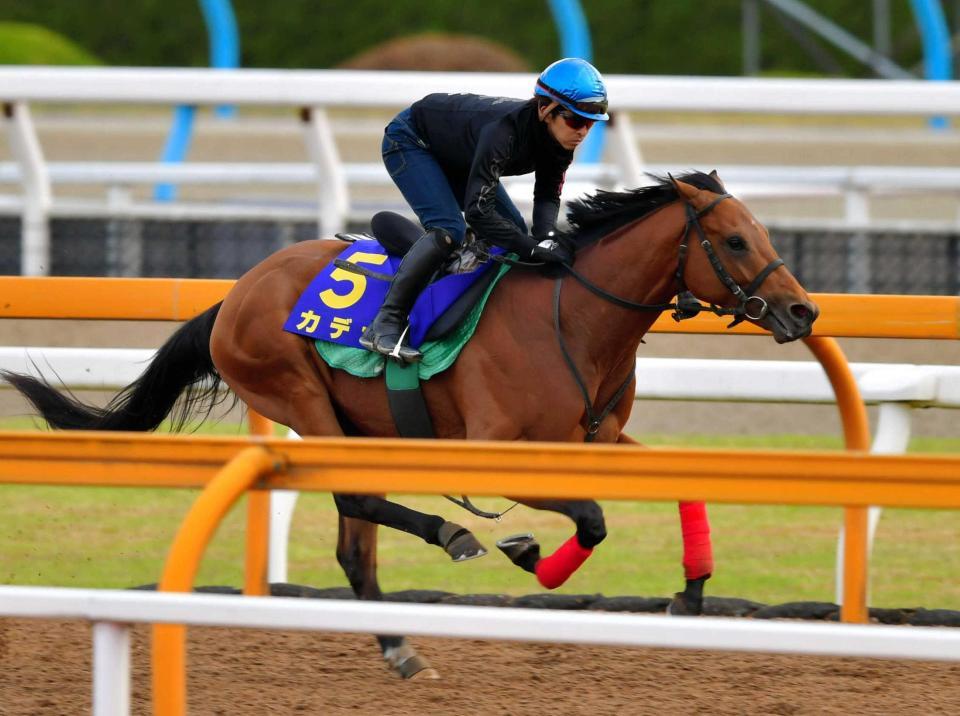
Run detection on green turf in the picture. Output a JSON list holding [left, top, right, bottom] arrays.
[[1, 425, 958, 609]]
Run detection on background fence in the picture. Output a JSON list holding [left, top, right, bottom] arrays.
[[1, 215, 958, 294], [5, 67, 960, 292]]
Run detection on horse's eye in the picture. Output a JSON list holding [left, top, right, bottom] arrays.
[[726, 236, 747, 252]]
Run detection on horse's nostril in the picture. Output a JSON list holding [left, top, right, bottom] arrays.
[[790, 304, 810, 321]]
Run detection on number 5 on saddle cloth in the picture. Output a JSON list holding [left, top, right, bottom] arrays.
[[282, 212, 512, 437]]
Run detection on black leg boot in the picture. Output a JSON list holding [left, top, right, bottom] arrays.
[[360, 228, 454, 363]]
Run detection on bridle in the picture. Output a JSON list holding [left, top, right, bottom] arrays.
[[559, 191, 784, 327], [672, 193, 784, 327], [546, 190, 785, 442]]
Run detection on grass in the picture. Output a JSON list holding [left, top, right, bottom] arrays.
[[1, 422, 958, 610]]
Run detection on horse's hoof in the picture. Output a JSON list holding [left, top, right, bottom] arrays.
[[496, 533, 541, 574], [438, 521, 487, 562], [408, 667, 441, 681], [384, 644, 440, 680], [666, 591, 703, 616]]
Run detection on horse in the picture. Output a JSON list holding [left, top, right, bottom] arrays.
[[3, 171, 818, 679]]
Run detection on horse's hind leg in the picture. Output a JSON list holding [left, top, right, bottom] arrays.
[[336, 515, 439, 679], [332, 494, 486, 562], [238, 384, 442, 678], [498, 498, 607, 590]]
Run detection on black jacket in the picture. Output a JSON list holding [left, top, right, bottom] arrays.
[[409, 93, 573, 251]]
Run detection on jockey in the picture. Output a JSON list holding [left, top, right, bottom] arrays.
[[360, 57, 610, 362]]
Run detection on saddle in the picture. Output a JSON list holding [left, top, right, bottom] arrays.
[[331, 211, 510, 441], [337, 211, 501, 343]]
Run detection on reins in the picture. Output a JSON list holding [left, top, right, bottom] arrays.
[[552, 276, 637, 442], [443, 494, 519, 520], [490, 191, 785, 442]]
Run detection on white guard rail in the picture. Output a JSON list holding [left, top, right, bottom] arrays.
[[4, 67, 960, 112], [3, 346, 959, 605], [3, 585, 960, 716], [6, 67, 960, 273]]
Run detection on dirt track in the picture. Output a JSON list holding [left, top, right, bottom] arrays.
[[3, 618, 960, 715]]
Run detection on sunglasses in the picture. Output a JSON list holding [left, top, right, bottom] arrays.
[[555, 109, 595, 131]]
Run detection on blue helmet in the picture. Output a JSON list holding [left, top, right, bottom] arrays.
[[534, 58, 609, 121]]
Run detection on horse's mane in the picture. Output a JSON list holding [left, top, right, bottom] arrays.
[[562, 170, 725, 250]]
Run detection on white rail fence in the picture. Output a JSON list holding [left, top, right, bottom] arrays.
[[4, 160, 958, 224], [4, 346, 959, 605], [5, 585, 960, 716], [5, 67, 960, 273]]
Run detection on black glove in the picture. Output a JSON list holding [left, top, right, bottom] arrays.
[[528, 232, 573, 265]]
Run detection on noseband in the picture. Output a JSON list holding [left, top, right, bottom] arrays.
[[673, 193, 784, 326]]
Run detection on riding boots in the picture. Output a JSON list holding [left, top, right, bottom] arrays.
[[359, 228, 455, 363]]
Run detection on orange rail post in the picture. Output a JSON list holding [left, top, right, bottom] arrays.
[[804, 336, 872, 624], [245, 410, 274, 596], [152, 446, 281, 716]]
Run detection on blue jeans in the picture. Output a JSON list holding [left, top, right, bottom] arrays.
[[381, 108, 526, 246]]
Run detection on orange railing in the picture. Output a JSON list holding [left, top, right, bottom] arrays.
[[2, 275, 958, 624]]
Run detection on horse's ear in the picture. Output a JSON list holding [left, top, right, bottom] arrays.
[[709, 169, 726, 190], [669, 174, 701, 205]]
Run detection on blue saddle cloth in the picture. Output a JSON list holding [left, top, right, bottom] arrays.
[[283, 239, 504, 349]]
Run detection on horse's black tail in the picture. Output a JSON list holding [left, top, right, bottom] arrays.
[[2, 302, 229, 432]]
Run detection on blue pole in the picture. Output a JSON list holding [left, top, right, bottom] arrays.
[[547, 0, 606, 164], [154, 105, 196, 201], [155, 0, 240, 201], [199, 0, 240, 119], [909, 0, 952, 129]]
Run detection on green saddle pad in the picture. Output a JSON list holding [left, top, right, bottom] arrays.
[[314, 261, 511, 379]]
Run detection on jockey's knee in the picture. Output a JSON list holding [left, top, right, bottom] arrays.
[[575, 503, 607, 549]]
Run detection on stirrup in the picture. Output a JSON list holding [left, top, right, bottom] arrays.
[[360, 325, 422, 363]]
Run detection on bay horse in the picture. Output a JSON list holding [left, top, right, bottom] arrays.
[[3, 171, 818, 679]]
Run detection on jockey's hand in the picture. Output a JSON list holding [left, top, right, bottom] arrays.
[[529, 232, 573, 265]]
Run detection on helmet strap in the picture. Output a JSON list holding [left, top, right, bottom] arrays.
[[538, 100, 559, 122]]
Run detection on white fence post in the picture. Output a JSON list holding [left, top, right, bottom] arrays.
[[834, 401, 913, 605], [4, 101, 52, 276], [268, 428, 302, 584], [301, 106, 348, 237], [610, 111, 645, 188], [92, 621, 131, 716]]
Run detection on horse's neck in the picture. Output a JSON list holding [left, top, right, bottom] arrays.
[[561, 204, 682, 372]]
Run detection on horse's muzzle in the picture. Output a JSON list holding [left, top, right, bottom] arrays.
[[765, 298, 819, 343]]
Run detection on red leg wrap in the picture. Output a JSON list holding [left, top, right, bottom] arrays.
[[679, 501, 713, 580], [535, 534, 593, 589]]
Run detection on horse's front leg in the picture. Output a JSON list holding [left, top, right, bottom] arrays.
[[497, 498, 607, 589], [336, 514, 439, 679], [617, 432, 712, 615]]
